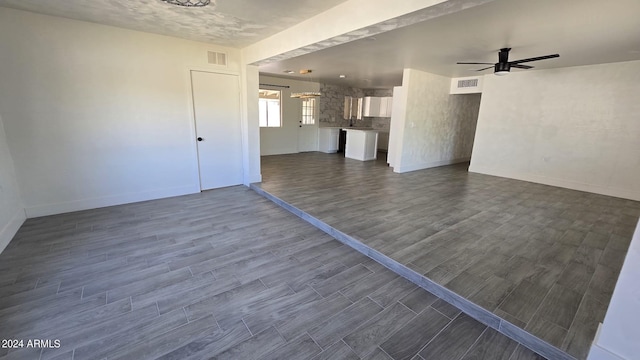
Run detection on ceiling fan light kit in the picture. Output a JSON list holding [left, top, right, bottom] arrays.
[[494, 61, 510, 75], [458, 48, 559, 75]]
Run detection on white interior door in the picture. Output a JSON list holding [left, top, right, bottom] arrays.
[[191, 70, 243, 190]]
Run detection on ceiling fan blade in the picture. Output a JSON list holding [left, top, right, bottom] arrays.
[[475, 66, 494, 71], [510, 54, 559, 64], [457, 62, 494, 65], [511, 64, 534, 69]]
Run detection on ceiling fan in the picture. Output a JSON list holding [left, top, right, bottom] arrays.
[[457, 48, 559, 75]]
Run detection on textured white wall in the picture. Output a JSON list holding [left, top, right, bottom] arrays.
[[393, 68, 481, 173], [469, 61, 640, 201], [0, 114, 25, 253], [259, 76, 319, 156], [0, 8, 245, 217]]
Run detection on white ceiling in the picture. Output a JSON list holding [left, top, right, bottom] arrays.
[[2, 0, 638, 89], [0, 0, 349, 47], [260, 0, 640, 88]]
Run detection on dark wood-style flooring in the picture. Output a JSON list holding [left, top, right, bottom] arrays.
[[0, 187, 542, 360], [256, 152, 640, 360]]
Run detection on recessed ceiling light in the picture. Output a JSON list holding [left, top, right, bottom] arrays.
[[339, 74, 347, 79], [283, 70, 295, 74]]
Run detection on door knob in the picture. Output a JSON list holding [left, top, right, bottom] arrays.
[[197, 137, 203, 141]]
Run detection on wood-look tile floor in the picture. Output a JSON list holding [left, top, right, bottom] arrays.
[[0, 187, 542, 360], [257, 152, 640, 360]]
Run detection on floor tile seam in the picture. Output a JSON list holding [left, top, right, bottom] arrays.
[[428, 304, 458, 321], [396, 298, 420, 316], [561, 291, 590, 345], [364, 295, 385, 311], [492, 280, 525, 322], [497, 307, 531, 329], [499, 320, 576, 360], [241, 317, 254, 337], [307, 284, 326, 299], [375, 345, 395, 360], [304, 330, 324, 351], [337, 339, 361, 359], [182, 307, 190, 323], [457, 326, 489, 360], [251, 184, 573, 360], [412, 313, 457, 358], [352, 303, 421, 358], [528, 260, 576, 333]]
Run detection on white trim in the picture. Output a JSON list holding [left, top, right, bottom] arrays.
[[185, 64, 239, 76], [468, 165, 640, 201], [0, 207, 26, 254], [24, 185, 200, 218], [185, 67, 204, 191], [588, 326, 626, 360], [393, 157, 470, 173], [587, 346, 626, 360]]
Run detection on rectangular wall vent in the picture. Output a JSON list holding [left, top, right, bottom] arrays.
[[457, 79, 478, 88], [450, 76, 483, 94], [207, 51, 227, 66]]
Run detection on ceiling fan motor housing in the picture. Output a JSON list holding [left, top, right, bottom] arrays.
[[495, 62, 511, 73]]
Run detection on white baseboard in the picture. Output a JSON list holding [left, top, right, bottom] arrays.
[[468, 165, 640, 201], [0, 207, 26, 254], [25, 184, 200, 218], [244, 174, 262, 186], [393, 157, 470, 173]]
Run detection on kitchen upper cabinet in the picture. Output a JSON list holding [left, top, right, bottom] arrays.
[[344, 96, 362, 120], [363, 97, 381, 117], [363, 96, 392, 117], [380, 97, 392, 117]]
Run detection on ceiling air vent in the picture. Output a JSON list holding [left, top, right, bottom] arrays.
[[207, 51, 227, 66], [457, 79, 478, 88], [450, 76, 483, 94]]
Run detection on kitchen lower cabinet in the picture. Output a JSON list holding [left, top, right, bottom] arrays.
[[318, 128, 340, 153], [344, 129, 378, 161]]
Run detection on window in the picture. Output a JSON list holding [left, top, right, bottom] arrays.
[[301, 98, 316, 125], [259, 89, 281, 127]]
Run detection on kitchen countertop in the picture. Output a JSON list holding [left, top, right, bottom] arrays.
[[341, 127, 377, 131]]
